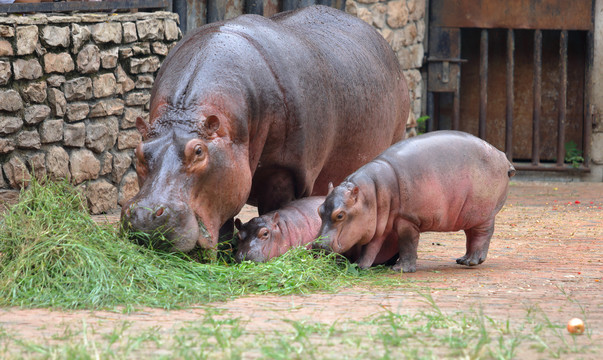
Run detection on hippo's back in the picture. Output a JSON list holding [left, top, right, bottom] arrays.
[[153, 5, 409, 199], [380, 130, 513, 231]]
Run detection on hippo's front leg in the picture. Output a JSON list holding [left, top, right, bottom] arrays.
[[392, 220, 420, 273], [457, 218, 495, 266], [356, 235, 388, 269]]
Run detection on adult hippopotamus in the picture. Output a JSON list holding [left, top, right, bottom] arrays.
[[234, 196, 325, 263], [121, 5, 409, 252], [313, 130, 515, 272]]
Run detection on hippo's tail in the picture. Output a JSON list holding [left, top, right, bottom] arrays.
[[508, 163, 516, 178]]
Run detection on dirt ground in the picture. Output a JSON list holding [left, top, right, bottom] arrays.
[[1, 180, 602, 356]]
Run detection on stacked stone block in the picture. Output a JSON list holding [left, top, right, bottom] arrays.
[[346, 0, 426, 136], [0, 12, 181, 213]]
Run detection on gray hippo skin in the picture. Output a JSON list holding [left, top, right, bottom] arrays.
[[234, 196, 325, 262], [313, 130, 516, 272], [120, 5, 409, 251]]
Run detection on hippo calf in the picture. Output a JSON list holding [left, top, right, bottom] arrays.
[[234, 196, 325, 262], [313, 130, 516, 272]]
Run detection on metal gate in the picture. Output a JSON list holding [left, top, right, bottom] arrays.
[[427, 0, 594, 172], [173, 0, 346, 34]]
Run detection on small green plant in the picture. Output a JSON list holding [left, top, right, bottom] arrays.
[[416, 115, 430, 135], [564, 141, 584, 168], [0, 292, 598, 359]]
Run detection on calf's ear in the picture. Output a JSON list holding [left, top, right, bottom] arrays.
[[234, 218, 243, 231], [346, 186, 359, 206], [327, 182, 334, 195], [271, 212, 280, 227]]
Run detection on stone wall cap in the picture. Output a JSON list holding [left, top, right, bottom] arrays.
[[0, 11, 178, 26]]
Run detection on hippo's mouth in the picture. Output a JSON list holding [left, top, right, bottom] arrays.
[[197, 220, 211, 242]]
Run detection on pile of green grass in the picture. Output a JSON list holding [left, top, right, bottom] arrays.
[[0, 179, 374, 310]]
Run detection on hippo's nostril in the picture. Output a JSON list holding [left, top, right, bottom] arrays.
[[155, 207, 164, 217]]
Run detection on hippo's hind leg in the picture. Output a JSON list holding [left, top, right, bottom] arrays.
[[255, 168, 296, 215], [457, 218, 495, 266], [219, 218, 236, 243], [392, 221, 420, 273]]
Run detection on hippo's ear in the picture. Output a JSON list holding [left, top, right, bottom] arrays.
[[234, 218, 243, 231], [346, 186, 359, 206], [271, 212, 280, 227], [136, 117, 149, 139], [201, 115, 225, 137], [327, 182, 334, 195]]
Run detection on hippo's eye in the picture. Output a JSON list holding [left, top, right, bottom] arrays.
[[333, 211, 346, 222], [194, 145, 203, 156], [258, 228, 269, 239]]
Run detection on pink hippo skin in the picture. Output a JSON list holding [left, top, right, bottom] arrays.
[[234, 196, 325, 262], [313, 130, 516, 272], [120, 5, 409, 252]]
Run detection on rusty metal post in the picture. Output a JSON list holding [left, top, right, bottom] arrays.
[[479, 29, 488, 140], [173, 0, 187, 33], [453, 77, 460, 130], [584, 30, 594, 167], [505, 29, 514, 161], [426, 91, 435, 132], [532, 30, 542, 165], [282, 0, 296, 11], [298, 0, 317, 8], [245, 0, 263, 15], [557, 30, 568, 166], [207, 0, 222, 23]]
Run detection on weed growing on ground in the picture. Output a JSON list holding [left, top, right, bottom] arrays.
[[0, 294, 596, 359]]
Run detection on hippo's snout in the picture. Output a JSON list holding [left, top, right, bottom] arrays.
[[122, 199, 199, 252], [311, 236, 333, 252]]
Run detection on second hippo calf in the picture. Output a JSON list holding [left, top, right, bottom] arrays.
[[235, 197, 325, 263]]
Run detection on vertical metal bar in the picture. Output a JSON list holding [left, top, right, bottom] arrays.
[[172, 0, 187, 34], [505, 29, 514, 161], [584, 30, 594, 167], [245, 0, 264, 15], [282, 0, 296, 11], [532, 29, 542, 165], [297, 0, 316, 8], [426, 91, 435, 132], [339, 0, 347, 11], [479, 29, 488, 140], [207, 0, 221, 24], [433, 92, 440, 131], [557, 30, 568, 166], [452, 77, 460, 130]]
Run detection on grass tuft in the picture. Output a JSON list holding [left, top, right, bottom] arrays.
[[0, 179, 399, 310]]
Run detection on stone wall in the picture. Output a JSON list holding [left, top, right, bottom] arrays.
[[0, 11, 181, 213], [346, 0, 426, 136]]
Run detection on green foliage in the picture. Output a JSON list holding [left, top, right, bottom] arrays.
[[564, 141, 584, 168], [0, 179, 389, 310], [416, 115, 430, 135]]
